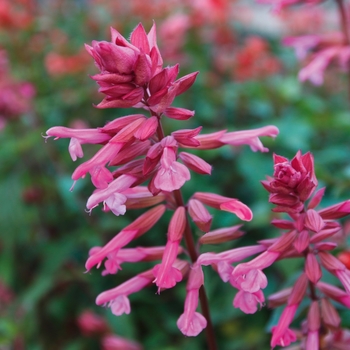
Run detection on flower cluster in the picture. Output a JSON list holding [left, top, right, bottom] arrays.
[[231, 151, 350, 348], [45, 22, 279, 337], [0, 49, 35, 129], [260, 0, 350, 86]]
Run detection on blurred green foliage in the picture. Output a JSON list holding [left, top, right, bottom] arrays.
[[1, 1, 350, 349]]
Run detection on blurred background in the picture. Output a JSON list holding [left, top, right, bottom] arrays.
[[1, 0, 350, 349]]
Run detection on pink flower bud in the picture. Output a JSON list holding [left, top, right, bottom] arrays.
[[288, 273, 308, 306], [134, 117, 158, 141], [188, 199, 212, 232], [321, 298, 341, 330], [168, 206, 186, 242], [268, 287, 292, 308], [172, 127, 202, 147], [293, 230, 310, 253], [305, 253, 322, 283], [164, 107, 195, 120], [199, 225, 244, 244], [316, 281, 350, 308], [305, 209, 325, 232]]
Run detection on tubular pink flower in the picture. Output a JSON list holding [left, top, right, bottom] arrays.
[[71, 141, 124, 184], [298, 47, 341, 86], [193, 192, 253, 221], [153, 207, 186, 291], [153, 146, 190, 192], [231, 250, 280, 281], [85, 205, 165, 271], [321, 298, 341, 329], [197, 245, 266, 283], [194, 130, 226, 150], [219, 125, 279, 152], [177, 264, 207, 336], [270, 304, 298, 348], [96, 270, 154, 313], [86, 174, 137, 214], [101, 246, 167, 275], [46, 126, 112, 161]]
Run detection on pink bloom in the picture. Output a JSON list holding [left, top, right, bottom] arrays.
[[102, 334, 142, 350], [233, 289, 265, 314], [153, 145, 190, 191], [220, 125, 279, 152], [45, 126, 111, 161], [86, 205, 165, 271], [86, 174, 137, 215], [99, 246, 166, 276], [96, 270, 154, 315], [153, 207, 186, 291], [271, 305, 298, 348], [193, 192, 253, 221], [177, 264, 207, 336], [77, 310, 110, 336], [270, 273, 308, 348]]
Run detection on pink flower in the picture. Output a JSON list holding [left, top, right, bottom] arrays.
[[86, 205, 165, 271], [86, 174, 137, 215], [219, 125, 279, 152], [270, 273, 308, 348], [153, 207, 186, 292], [177, 264, 207, 336], [96, 270, 154, 315], [193, 192, 253, 221], [262, 151, 317, 212], [153, 143, 190, 191], [102, 334, 142, 350], [233, 289, 265, 314]]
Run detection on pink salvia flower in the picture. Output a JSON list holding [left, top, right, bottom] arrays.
[[316, 281, 350, 308], [153, 207, 186, 292], [177, 264, 207, 336], [270, 273, 307, 348], [86, 174, 137, 215], [233, 289, 265, 314], [187, 199, 212, 232], [102, 334, 142, 350], [86, 205, 165, 271], [96, 270, 154, 315], [193, 192, 253, 221], [306, 301, 321, 350], [219, 125, 279, 152], [153, 141, 190, 191]]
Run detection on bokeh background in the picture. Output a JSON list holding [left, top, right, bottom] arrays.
[[1, 0, 350, 349]]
